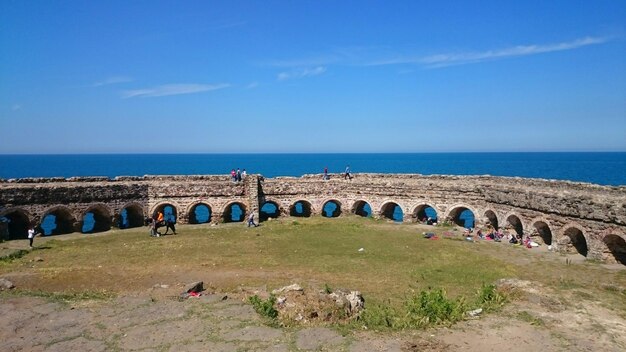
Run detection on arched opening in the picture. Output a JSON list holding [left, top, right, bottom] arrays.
[[189, 203, 212, 224], [224, 202, 246, 223], [533, 221, 553, 245], [352, 200, 372, 217], [381, 202, 403, 222], [260, 201, 280, 221], [81, 205, 111, 233], [290, 201, 312, 217], [322, 200, 341, 218], [447, 207, 475, 228], [484, 210, 499, 230], [414, 204, 438, 224], [120, 204, 144, 229], [41, 207, 76, 236], [1, 209, 30, 240], [563, 227, 588, 257], [153, 204, 177, 223], [507, 215, 524, 237], [603, 235, 626, 265]]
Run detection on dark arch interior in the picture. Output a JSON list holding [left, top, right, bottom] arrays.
[[290, 201, 312, 217], [120, 205, 144, 229], [322, 201, 341, 218], [224, 203, 246, 222], [507, 215, 524, 236], [82, 207, 111, 234], [353, 201, 372, 217], [2, 210, 30, 240], [564, 227, 588, 257], [260, 202, 280, 221], [415, 205, 437, 223], [381, 202, 403, 222], [484, 210, 499, 230], [153, 204, 177, 223], [449, 207, 475, 228], [533, 222, 553, 245], [189, 204, 212, 224], [603, 235, 626, 265], [41, 208, 75, 235]]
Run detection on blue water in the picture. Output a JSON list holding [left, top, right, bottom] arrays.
[[0, 153, 624, 185]]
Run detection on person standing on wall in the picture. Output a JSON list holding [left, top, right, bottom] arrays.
[[323, 166, 329, 180], [344, 165, 352, 180]]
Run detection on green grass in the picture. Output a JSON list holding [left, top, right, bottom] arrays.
[[0, 216, 624, 319]]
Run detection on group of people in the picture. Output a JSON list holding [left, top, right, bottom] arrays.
[[322, 165, 353, 180], [148, 211, 177, 237], [230, 168, 247, 182], [463, 227, 540, 248]]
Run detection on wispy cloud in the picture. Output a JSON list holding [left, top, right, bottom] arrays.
[[93, 76, 133, 87], [246, 82, 259, 89], [368, 36, 610, 68], [121, 83, 230, 98], [277, 66, 327, 81], [11, 104, 22, 111]]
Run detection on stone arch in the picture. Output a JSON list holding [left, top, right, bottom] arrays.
[[290, 200, 313, 217], [321, 199, 342, 218], [560, 223, 589, 257], [187, 202, 212, 224], [351, 200, 372, 217], [602, 232, 626, 265], [42, 205, 77, 235], [82, 203, 112, 233], [412, 202, 439, 223], [505, 212, 524, 236], [380, 200, 404, 222], [151, 202, 179, 223], [531, 218, 553, 245], [444, 204, 477, 228], [0, 207, 32, 240], [222, 201, 247, 223], [260, 200, 281, 221], [483, 209, 499, 230], [120, 202, 145, 229]]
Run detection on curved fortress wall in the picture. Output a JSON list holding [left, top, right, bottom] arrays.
[[1, 174, 625, 264]]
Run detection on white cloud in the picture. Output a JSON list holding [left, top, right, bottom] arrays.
[[246, 82, 259, 89], [367, 36, 610, 68], [277, 66, 327, 81], [93, 76, 133, 87], [121, 83, 230, 98]]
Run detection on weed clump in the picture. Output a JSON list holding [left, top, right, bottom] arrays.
[[249, 294, 278, 319], [360, 285, 508, 330]]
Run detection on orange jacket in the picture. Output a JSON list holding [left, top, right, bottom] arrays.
[[157, 212, 164, 222]]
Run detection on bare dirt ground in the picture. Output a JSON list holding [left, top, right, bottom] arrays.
[[1, 223, 625, 351]]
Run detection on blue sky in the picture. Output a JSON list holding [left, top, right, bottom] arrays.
[[1, 0, 625, 153]]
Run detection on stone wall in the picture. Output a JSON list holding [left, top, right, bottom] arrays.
[[1, 173, 625, 264]]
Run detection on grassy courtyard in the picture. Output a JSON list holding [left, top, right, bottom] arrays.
[[2, 216, 624, 315]]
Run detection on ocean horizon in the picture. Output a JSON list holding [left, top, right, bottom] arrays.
[[1, 152, 625, 186]]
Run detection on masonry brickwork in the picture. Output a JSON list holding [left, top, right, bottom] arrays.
[[1, 174, 625, 264]]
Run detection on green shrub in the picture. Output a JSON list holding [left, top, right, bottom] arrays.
[[476, 284, 506, 311], [249, 294, 278, 319], [403, 289, 466, 328]]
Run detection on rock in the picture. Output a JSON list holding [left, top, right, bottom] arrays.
[[272, 283, 303, 295], [184, 281, 203, 293], [467, 308, 483, 317], [34, 257, 44, 262], [0, 277, 15, 290], [329, 290, 364, 316]]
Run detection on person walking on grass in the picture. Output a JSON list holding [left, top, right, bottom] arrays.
[[27, 226, 35, 248], [247, 212, 258, 227]]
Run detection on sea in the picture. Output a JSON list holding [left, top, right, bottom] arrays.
[[1, 152, 625, 186]]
